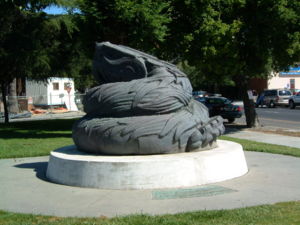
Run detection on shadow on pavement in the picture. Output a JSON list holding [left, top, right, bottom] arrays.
[[15, 162, 49, 182], [223, 123, 248, 135]]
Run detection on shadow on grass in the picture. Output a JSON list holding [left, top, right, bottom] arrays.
[[0, 130, 72, 139], [0, 119, 77, 132], [0, 119, 76, 139], [15, 162, 48, 182]]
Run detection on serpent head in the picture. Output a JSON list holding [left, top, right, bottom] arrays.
[[93, 42, 186, 84]]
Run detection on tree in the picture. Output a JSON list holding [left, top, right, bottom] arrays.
[[0, 0, 79, 123], [161, 0, 300, 127], [0, 2, 46, 123], [45, 13, 95, 93], [76, 0, 171, 55]]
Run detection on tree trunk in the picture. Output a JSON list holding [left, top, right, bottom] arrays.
[[234, 75, 260, 128], [8, 78, 19, 113], [242, 88, 260, 128], [1, 82, 9, 124]]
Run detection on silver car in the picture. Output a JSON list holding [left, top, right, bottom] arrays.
[[289, 92, 300, 109], [262, 89, 292, 107]]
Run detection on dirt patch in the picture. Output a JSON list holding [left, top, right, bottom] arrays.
[[250, 128, 300, 137]]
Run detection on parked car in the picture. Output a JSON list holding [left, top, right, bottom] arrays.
[[289, 92, 300, 109], [290, 88, 300, 95], [260, 89, 292, 108], [192, 90, 207, 98], [194, 96, 242, 123]]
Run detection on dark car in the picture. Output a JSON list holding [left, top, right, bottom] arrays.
[[192, 90, 207, 98], [195, 96, 242, 123]]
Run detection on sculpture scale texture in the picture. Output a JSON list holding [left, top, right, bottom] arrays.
[[72, 42, 225, 155]]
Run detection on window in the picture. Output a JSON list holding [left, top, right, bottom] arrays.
[[279, 90, 291, 96], [52, 82, 59, 90], [207, 98, 224, 104], [290, 79, 295, 89], [64, 82, 71, 90]]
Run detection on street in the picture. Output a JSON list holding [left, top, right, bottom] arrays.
[[235, 106, 300, 130]]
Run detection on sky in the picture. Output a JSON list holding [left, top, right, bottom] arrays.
[[43, 6, 67, 15]]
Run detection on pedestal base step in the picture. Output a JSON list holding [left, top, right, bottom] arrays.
[[46, 140, 248, 190]]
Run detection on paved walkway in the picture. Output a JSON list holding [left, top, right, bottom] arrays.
[[225, 128, 300, 148], [1, 145, 300, 217], [7, 111, 85, 122], [1, 115, 300, 217]]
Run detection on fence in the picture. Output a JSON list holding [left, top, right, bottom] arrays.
[[0, 93, 86, 118]]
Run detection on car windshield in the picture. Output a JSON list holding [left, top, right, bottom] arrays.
[[194, 96, 206, 102], [193, 91, 206, 96], [279, 90, 291, 96], [224, 98, 232, 104]]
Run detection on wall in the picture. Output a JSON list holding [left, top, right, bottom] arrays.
[[25, 77, 77, 111], [268, 72, 300, 90], [249, 78, 268, 94], [26, 80, 48, 105], [47, 77, 76, 106]]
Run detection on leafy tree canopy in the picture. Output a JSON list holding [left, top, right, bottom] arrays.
[[163, 0, 300, 87], [1, 0, 300, 127], [76, 0, 171, 55], [0, 0, 82, 123], [160, 0, 300, 127], [0, 0, 79, 86]]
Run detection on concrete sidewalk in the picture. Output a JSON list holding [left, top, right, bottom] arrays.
[[13, 111, 85, 122], [1, 116, 300, 217], [224, 128, 300, 148], [0, 151, 300, 218]]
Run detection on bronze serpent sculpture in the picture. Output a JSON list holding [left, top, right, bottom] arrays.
[[72, 42, 225, 155]]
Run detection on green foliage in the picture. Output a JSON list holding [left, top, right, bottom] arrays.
[[77, 0, 171, 53], [178, 61, 235, 90], [158, 0, 300, 127], [162, 0, 300, 87], [0, 1, 80, 86], [114, 0, 171, 43], [1, 0, 300, 126], [0, 0, 92, 123]]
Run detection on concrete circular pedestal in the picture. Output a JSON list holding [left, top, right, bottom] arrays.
[[46, 140, 248, 190]]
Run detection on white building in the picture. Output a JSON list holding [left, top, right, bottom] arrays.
[[268, 66, 300, 92], [250, 66, 300, 95], [26, 77, 78, 111]]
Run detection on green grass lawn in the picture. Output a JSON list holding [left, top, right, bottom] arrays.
[[1, 201, 300, 225], [219, 136, 300, 158], [1, 119, 300, 224], [0, 119, 74, 158], [1, 119, 300, 159]]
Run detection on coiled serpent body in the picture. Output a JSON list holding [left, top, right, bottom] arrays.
[[72, 42, 225, 155]]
